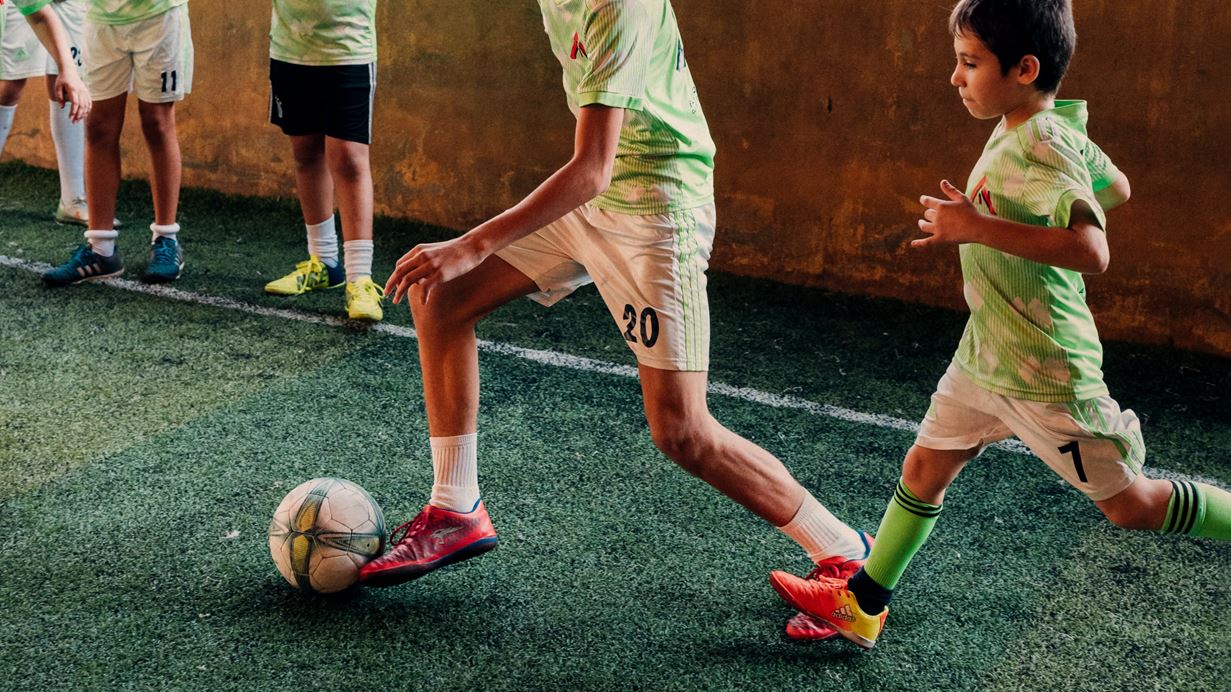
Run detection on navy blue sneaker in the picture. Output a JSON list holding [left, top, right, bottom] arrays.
[[143, 235, 184, 283], [42, 244, 124, 287]]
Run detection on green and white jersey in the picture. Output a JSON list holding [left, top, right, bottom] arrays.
[[270, 0, 376, 67], [538, 0, 715, 215], [954, 100, 1122, 403], [7, 0, 53, 17], [86, 0, 186, 26]]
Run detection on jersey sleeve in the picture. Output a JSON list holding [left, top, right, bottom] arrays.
[[1020, 130, 1107, 231], [575, 0, 653, 111], [1083, 140, 1121, 193], [14, 0, 53, 16]]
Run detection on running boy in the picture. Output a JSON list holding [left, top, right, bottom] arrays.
[[262, 0, 384, 321], [42, 0, 191, 286], [0, 0, 98, 224], [359, 0, 870, 617], [770, 0, 1231, 650]]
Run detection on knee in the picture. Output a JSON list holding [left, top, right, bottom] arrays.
[[649, 420, 714, 477], [408, 285, 478, 334], [86, 116, 122, 146], [327, 147, 369, 184], [0, 79, 25, 106], [139, 113, 176, 145], [292, 143, 325, 170]]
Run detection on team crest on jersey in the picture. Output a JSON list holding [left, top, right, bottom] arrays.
[[571, 32, 588, 60], [970, 176, 997, 216]]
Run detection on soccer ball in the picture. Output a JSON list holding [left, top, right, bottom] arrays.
[[268, 477, 386, 594]]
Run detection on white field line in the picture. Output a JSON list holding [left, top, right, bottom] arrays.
[[1, 254, 1224, 490]]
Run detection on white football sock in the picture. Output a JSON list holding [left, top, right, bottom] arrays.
[[0, 105, 17, 157], [778, 491, 868, 563], [343, 238, 373, 282], [84, 229, 119, 257], [49, 100, 86, 204], [306, 215, 339, 267], [151, 222, 180, 242], [429, 433, 480, 513]]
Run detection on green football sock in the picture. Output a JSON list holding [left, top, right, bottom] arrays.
[[1161, 480, 1231, 540], [862, 478, 943, 590]]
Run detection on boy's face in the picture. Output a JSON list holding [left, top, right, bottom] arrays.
[[950, 33, 1032, 121]]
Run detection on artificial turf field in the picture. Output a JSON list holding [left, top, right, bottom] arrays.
[[1, 161, 1228, 691]]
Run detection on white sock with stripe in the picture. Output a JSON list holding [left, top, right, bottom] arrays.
[[49, 100, 86, 204], [429, 433, 480, 513], [343, 239, 373, 282], [84, 229, 119, 257], [0, 105, 16, 156], [778, 491, 868, 563], [306, 216, 339, 267]]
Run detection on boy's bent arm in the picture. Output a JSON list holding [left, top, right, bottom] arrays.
[[385, 104, 625, 303], [24, 6, 91, 121], [916, 181, 1109, 274], [1095, 172, 1131, 212]]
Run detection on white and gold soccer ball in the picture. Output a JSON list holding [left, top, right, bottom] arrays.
[[268, 478, 386, 594]]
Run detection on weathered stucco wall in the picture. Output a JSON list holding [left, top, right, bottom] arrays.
[[5, 1, 1229, 356]]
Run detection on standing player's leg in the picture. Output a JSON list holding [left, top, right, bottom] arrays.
[[359, 256, 540, 587], [45, 0, 92, 225], [326, 135, 381, 320], [0, 77, 26, 155]]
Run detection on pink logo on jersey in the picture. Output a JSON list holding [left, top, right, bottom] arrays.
[[571, 32, 588, 60], [971, 176, 997, 216]]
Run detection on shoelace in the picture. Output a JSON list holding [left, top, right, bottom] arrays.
[[390, 510, 430, 545], [805, 557, 849, 581], [151, 238, 178, 265]]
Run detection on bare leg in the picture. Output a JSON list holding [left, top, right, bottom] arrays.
[[900, 444, 978, 505], [289, 134, 332, 225], [408, 256, 539, 436], [1095, 476, 1173, 531], [136, 100, 180, 226], [639, 366, 807, 527], [324, 137, 372, 243], [85, 94, 127, 231], [0, 78, 26, 106]]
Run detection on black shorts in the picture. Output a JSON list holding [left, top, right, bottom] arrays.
[[269, 59, 376, 145]]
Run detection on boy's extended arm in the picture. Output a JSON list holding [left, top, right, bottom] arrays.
[[24, 5, 91, 121], [915, 179, 1110, 274], [1095, 171, 1131, 212], [385, 104, 625, 304]]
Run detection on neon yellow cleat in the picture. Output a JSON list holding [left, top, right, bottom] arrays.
[[265, 256, 345, 296], [769, 570, 888, 649], [345, 276, 385, 321]]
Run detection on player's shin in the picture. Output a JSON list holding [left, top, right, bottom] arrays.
[[853, 478, 943, 614], [1161, 480, 1231, 540]]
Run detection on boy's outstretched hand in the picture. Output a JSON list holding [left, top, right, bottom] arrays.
[[385, 235, 487, 306], [913, 179, 981, 249]]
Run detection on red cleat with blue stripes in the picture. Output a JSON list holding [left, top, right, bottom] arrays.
[[359, 501, 498, 587]]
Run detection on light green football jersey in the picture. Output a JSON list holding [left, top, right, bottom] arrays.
[[8, 0, 53, 17], [270, 0, 376, 67], [87, 0, 186, 26], [538, 0, 715, 215], [954, 100, 1121, 403]]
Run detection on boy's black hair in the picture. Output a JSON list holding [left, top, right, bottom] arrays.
[[949, 0, 1076, 94]]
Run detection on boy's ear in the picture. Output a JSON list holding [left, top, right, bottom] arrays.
[[1015, 55, 1041, 86]]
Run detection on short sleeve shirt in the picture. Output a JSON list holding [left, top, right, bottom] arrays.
[[538, 0, 715, 215], [953, 100, 1122, 403], [87, 0, 187, 25], [270, 0, 376, 67]]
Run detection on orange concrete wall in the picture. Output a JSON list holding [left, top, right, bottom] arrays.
[[4, 1, 1229, 357]]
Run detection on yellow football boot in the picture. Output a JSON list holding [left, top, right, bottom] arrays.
[[769, 570, 888, 649], [345, 276, 385, 321], [265, 256, 345, 296]]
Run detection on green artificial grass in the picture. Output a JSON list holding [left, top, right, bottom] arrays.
[[0, 161, 1228, 690]]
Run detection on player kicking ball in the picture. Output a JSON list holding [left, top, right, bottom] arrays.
[[262, 0, 383, 321], [42, 0, 192, 287], [0, 0, 110, 226], [770, 0, 1231, 650], [360, 0, 870, 636]]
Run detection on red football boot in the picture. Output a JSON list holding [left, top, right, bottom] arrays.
[[784, 532, 873, 641], [359, 501, 498, 587]]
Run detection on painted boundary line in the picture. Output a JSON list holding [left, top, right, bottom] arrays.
[[1, 254, 1223, 489]]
